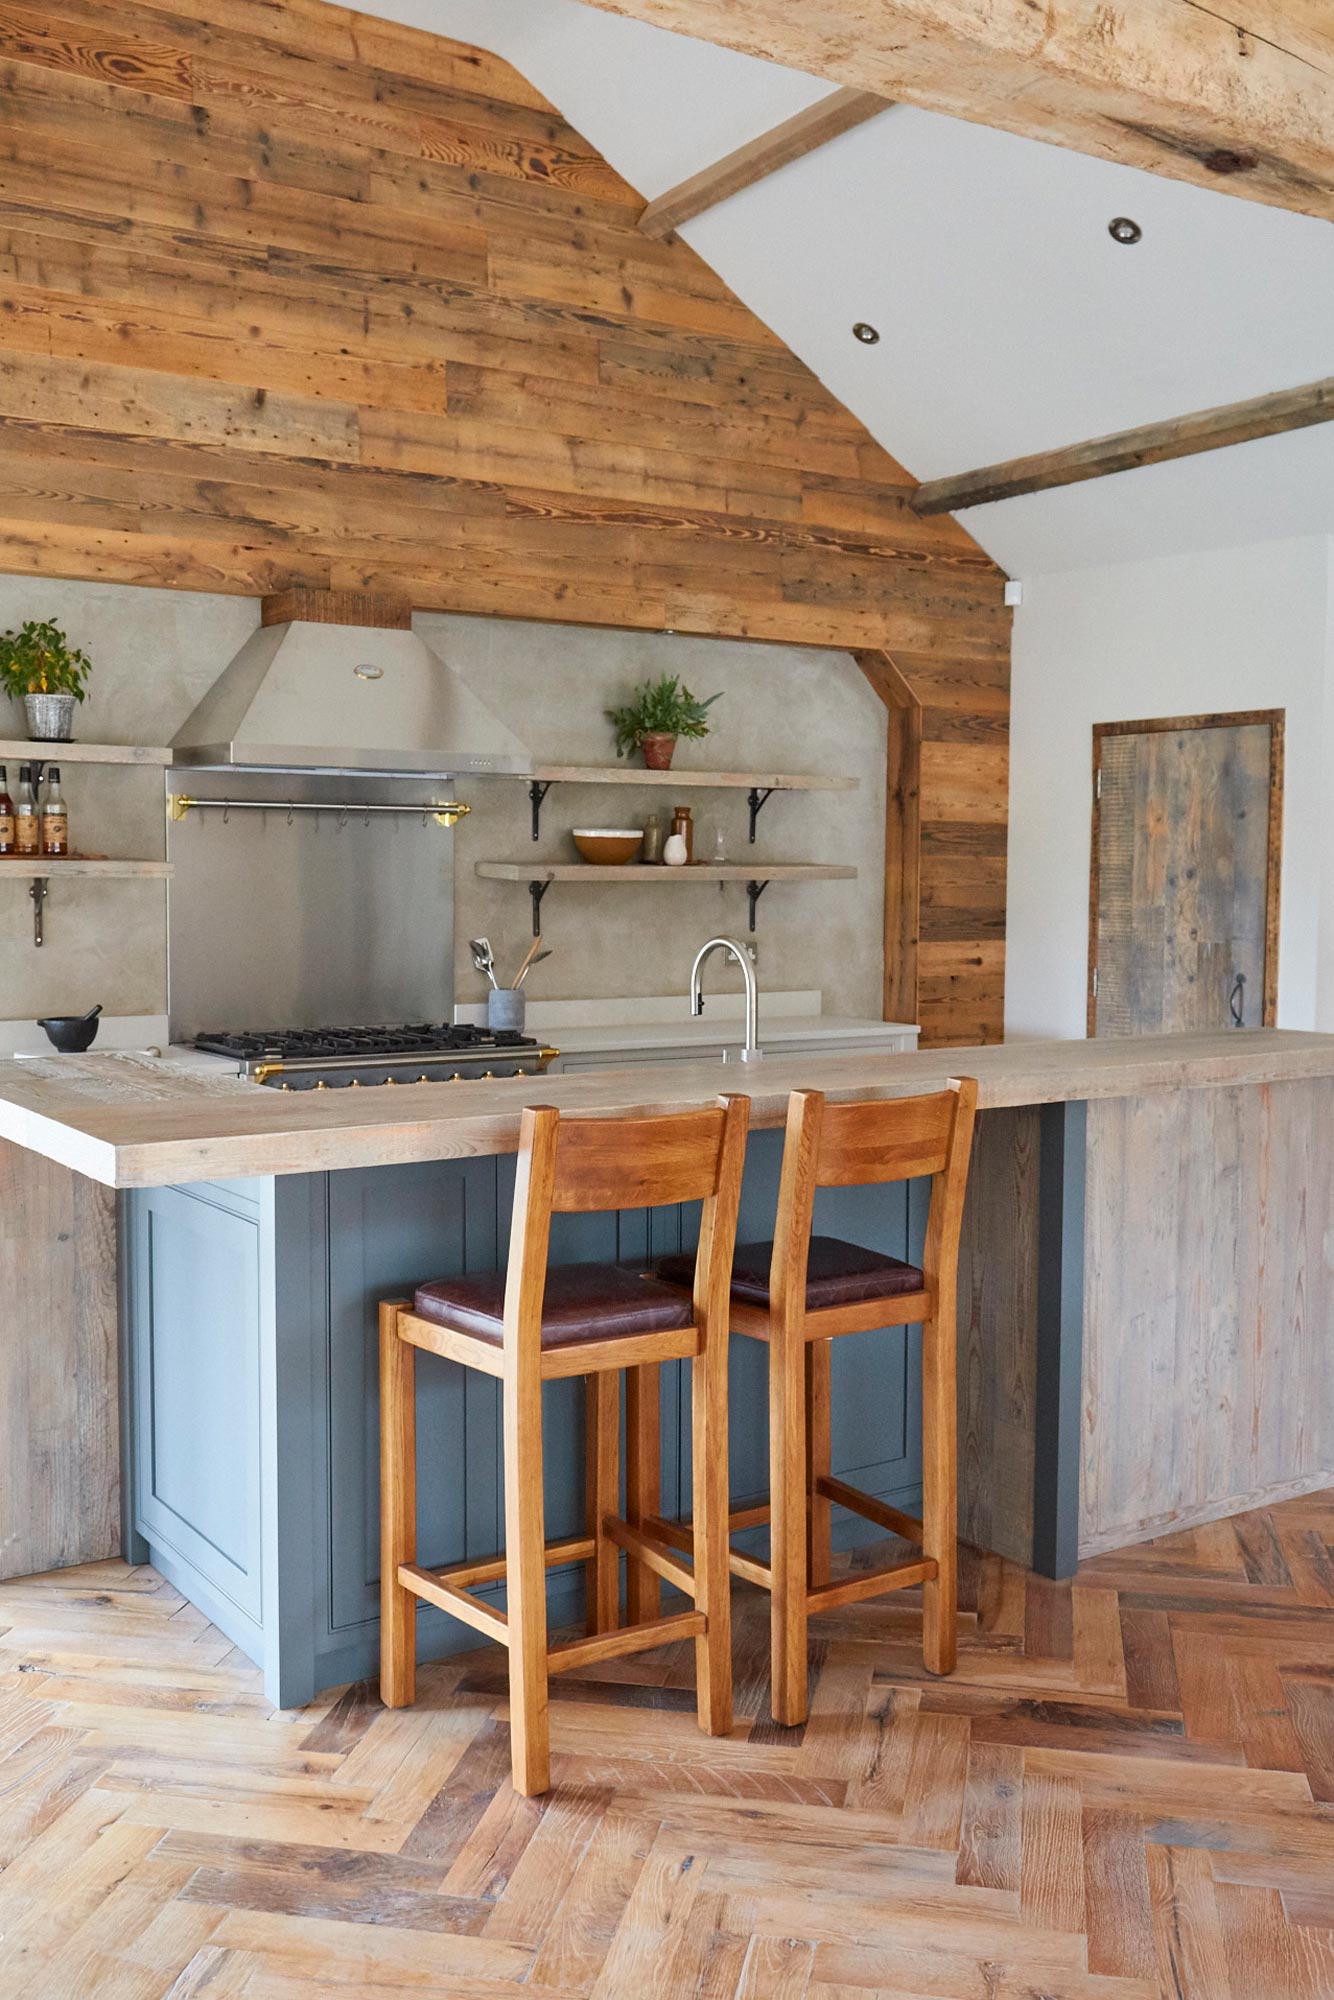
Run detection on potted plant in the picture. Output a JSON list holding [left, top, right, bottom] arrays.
[[0, 620, 92, 741], [606, 672, 721, 770]]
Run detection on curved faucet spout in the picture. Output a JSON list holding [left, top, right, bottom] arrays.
[[689, 935, 761, 1063]]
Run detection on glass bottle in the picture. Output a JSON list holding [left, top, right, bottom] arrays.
[[670, 804, 694, 863], [0, 766, 13, 856], [41, 766, 68, 857], [14, 764, 39, 858], [640, 811, 664, 865]]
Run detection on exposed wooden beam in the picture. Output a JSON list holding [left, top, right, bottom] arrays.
[[911, 376, 1334, 515], [579, 0, 1334, 225], [638, 87, 889, 239]]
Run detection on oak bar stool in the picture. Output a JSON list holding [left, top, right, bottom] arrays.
[[379, 1093, 749, 1796], [660, 1078, 977, 1725]]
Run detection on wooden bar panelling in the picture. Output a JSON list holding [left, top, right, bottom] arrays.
[[1080, 1078, 1334, 1555], [0, 1136, 120, 1577], [0, 0, 1010, 1043]]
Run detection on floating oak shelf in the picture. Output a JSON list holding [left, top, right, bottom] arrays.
[[476, 860, 857, 934], [0, 858, 173, 878], [0, 741, 173, 766], [478, 863, 855, 883], [519, 766, 857, 840], [528, 766, 856, 789]]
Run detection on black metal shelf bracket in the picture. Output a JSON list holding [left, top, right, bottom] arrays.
[[528, 779, 553, 841], [29, 876, 47, 948], [747, 786, 775, 843], [746, 879, 769, 933], [528, 878, 551, 936]]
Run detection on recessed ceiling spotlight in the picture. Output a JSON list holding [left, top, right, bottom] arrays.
[[1108, 216, 1142, 245], [852, 321, 880, 344]]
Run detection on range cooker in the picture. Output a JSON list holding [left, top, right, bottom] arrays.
[[194, 1023, 558, 1089]]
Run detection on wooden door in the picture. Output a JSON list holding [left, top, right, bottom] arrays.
[[1089, 711, 1282, 1036]]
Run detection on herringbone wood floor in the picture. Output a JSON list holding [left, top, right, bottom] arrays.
[[2, 1494, 1334, 1997]]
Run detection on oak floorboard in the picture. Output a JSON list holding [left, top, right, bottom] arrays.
[[0, 1491, 1331, 1995]]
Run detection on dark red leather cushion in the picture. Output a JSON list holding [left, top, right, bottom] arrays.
[[413, 1260, 695, 1349], [656, 1235, 924, 1310]]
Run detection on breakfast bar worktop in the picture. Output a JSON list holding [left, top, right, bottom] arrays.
[[2, 1027, 1333, 1710], [3, 1027, 1334, 1186]]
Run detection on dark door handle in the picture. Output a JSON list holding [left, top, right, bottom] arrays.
[[1230, 971, 1246, 1028]]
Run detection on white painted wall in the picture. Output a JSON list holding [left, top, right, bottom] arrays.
[[1005, 535, 1334, 1041]]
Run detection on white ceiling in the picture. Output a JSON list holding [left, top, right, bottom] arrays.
[[358, 0, 1334, 576]]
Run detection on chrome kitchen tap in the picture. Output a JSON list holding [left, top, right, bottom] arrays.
[[689, 936, 761, 1063]]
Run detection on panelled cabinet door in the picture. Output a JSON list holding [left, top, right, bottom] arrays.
[[129, 1183, 263, 1625], [1091, 713, 1282, 1036]]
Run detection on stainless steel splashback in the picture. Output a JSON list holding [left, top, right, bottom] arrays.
[[166, 770, 457, 1040]]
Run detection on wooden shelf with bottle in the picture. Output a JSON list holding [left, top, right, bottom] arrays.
[[0, 747, 173, 944]]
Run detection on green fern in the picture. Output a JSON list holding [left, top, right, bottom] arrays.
[[605, 673, 721, 759]]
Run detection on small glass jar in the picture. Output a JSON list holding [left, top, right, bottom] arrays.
[[641, 811, 664, 864]]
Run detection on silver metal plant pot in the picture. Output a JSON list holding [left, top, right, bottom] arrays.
[[24, 693, 76, 741]]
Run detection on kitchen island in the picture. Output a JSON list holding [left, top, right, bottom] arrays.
[[2, 1030, 1333, 1707]]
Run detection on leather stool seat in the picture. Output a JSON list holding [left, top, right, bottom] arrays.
[[657, 1234, 924, 1311], [414, 1260, 694, 1350]]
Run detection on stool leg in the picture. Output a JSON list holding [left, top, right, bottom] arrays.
[[503, 1349, 550, 1796], [585, 1372, 620, 1636], [625, 1364, 661, 1624], [770, 1319, 809, 1727], [806, 1339, 832, 1591], [691, 1339, 733, 1738], [921, 1310, 958, 1676], [379, 1305, 416, 1709]]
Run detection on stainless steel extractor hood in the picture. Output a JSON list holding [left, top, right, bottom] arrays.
[[172, 593, 532, 777]]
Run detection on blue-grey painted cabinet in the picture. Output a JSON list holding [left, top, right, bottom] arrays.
[[122, 1132, 925, 1708]]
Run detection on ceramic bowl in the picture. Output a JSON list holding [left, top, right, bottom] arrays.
[[572, 828, 643, 865]]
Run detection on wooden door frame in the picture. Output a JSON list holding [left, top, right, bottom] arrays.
[[1087, 708, 1284, 1036]]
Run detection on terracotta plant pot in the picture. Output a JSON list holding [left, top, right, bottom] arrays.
[[640, 732, 676, 770]]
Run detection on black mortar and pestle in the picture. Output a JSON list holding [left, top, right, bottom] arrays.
[[37, 1003, 103, 1053]]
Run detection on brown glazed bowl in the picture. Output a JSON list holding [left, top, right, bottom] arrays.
[[572, 828, 644, 865]]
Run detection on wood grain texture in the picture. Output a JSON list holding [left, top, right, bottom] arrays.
[[857, 644, 1006, 1045], [1081, 1077, 1334, 1555], [0, 1134, 119, 1578], [6, 1030, 1334, 1188], [638, 87, 891, 239], [1090, 711, 1283, 1038], [912, 376, 1334, 514], [0, 0, 1010, 1046], [573, 0, 1334, 225], [5, 1493, 1334, 1994]]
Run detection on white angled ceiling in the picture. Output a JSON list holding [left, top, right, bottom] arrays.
[[358, 0, 1334, 576]]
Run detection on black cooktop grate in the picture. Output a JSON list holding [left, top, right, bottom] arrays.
[[194, 1022, 541, 1060]]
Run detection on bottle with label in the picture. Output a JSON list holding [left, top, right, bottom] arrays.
[[0, 766, 14, 856], [670, 804, 694, 864], [41, 766, 69, 858], [14, 765, 39, 858]]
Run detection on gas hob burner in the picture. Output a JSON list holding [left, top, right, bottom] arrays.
[[193, 1022, 557, 1088]]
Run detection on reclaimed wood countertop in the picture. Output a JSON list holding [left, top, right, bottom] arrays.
[[3, 1029, 1334, 1188]]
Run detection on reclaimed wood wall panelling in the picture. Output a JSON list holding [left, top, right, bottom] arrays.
[[0, 1136, 120, 1577], [0, 0, 1010, 1043]]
